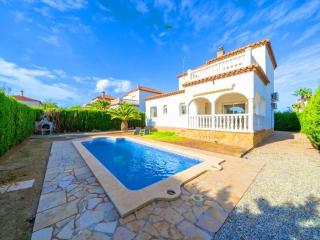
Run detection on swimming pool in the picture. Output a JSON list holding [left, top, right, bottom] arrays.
[[82, 137, 201, 190]]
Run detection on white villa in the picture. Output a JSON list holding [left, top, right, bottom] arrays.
[[145, 39, 278, 149], [12, 90, 42, 107], [111, 86, 162, 112]]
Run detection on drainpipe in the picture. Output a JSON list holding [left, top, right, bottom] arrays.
[[248, 98, 254, 132]]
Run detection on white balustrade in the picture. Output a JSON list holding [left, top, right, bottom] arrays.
[[188, 114, 249, 132], [189, 54, 245, 81]]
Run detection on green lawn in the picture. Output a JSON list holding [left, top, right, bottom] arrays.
[[142, 131, 185, 142]]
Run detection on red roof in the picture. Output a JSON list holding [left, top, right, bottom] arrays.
[[12, 95, 42, 103], [92, 95, 116, 101], [125, 86, 162, 96]]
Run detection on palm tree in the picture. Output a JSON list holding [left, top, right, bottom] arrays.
[[293, 87, 312, 111], [108, 102, 141, 131], [92, 99, 110, 110]]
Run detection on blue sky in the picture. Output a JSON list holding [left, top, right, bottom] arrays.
[[0, 0, 319, 109]]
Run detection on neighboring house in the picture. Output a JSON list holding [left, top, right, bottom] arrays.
[[91, 91, 116, 104], [111, 86, 162, 112], [145, 39, 278, 149], [12, 90, 42, 107]]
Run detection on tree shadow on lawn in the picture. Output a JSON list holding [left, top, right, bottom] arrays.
[[212, 187, 320, 239]]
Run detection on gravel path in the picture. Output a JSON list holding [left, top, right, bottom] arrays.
[[215, 131, 320, 240]]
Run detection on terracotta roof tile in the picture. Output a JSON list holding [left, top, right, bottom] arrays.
[[11, 95, 42, 103], [92, 95, 116, 101], [145, 89, 185, 101], [125, 86, 162, 96], [182, 64, 270, 88]]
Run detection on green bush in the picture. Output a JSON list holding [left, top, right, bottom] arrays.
[[274, 111, 301, 131], [58, 109, 121, 132], [300, 87, 320, 147], [44, 109, 145, 132], [0, 92, 37, 156]]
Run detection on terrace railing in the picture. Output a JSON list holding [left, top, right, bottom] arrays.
[[189, 53, 246, 81], [188, 114, 250, 132]]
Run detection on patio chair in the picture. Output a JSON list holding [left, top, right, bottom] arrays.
[[144, 127, 150, 135], [134, 127, 141, 135]]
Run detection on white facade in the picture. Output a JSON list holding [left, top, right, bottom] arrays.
[[18, 100, 42, 107], [120, 88, 161, 112], [146, 40, 277, 133]]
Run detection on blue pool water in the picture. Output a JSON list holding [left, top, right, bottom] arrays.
[[82, 138, 201, 190]]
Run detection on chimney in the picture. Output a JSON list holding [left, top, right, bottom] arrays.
[[217, 46, 225, 58], [20, 90, 24, 96], [101, 91, 106, 98]]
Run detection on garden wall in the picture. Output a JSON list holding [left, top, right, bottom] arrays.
[[0, 92, 37, 156]]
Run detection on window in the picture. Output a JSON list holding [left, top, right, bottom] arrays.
[[163, 105, 167, 115], [179, 103, 186, 115], [223, 103, 245, 114], [150, 106, 157, 118]]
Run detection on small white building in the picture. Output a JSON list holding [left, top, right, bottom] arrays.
[[112, 86, 162, 112], [12, 90, 42, 107], [145, 39, 278, 148]]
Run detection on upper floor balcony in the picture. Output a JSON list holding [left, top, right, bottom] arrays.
[[179, 47, 255, 87]]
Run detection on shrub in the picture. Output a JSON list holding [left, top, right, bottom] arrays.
[[43, 109, 145, 132], [0, 92, 37, 156], [300, 87, 320, 147], [57, 109, 120, 132], [274, 111, 301, 132]]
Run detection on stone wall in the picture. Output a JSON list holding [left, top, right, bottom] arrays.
[[154, 127, 273, 149]]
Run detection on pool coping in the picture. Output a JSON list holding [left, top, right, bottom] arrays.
[[73, 136, 225, 217]]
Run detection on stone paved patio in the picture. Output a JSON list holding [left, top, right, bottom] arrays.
[[31, 140, 263, 240]]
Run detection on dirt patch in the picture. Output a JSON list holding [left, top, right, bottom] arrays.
[[0, 138, 52, 240]]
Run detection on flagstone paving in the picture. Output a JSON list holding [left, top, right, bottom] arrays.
[[31, 140, 263, 240], [0, 179, 35, 193]]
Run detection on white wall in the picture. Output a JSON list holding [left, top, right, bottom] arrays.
[[146, 93, 188, 128], [124, 90, 160, 112], [139, 91, 160, 112], [18, 100, 42, 107]]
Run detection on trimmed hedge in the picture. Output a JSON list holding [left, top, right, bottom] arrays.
[[300, 87, 320, 147], [59, 109, 121, 132], [43, 109, 145, 132], [274, 111, 301, 132], [0, 92, 37, 156]]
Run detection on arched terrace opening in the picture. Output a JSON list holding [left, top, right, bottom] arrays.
[[215, 93, 248, 114], [213, 93, 249, 131], [188, 97, 212, 116], [188, 97, 213, 129]]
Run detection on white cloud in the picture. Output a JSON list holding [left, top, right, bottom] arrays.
[[11, 11, 32, 22], [271, 0, 320, 29], [95, 78, 132, 93], [39, 0, 88, 11], [293, 22, 320, 46], [131, 0, 149, 14], [275, 42, 320, 109], [41, 35, 60, 47], [96, 2, 110, 12], [0, 58, 81, 104]]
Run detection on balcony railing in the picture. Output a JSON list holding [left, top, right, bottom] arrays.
[[111, 98, 139, 105], [188, 114, 249, 132], [189, 53, 246, 81]]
